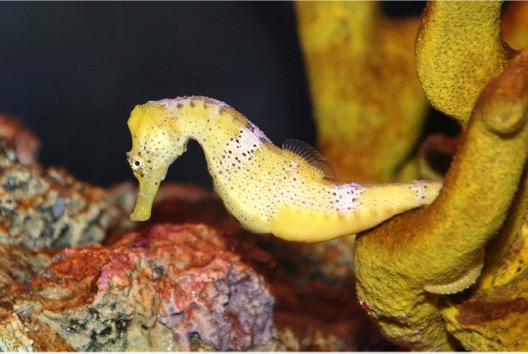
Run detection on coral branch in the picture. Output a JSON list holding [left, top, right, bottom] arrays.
[[354, 50, 528, 350], [295, 2, 428, 182], [416, 1, 517, 123]]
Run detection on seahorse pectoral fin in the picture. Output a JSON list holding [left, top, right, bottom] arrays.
[[130, 169, 165, 222]]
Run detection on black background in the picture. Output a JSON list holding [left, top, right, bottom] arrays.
[[0, 2, 425, 189]]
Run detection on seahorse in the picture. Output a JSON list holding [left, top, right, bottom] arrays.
[[126, 96, 442, 242]]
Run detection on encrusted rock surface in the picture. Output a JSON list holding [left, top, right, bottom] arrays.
[[0, 117, 128, 249], [0, 164, 121, 249], [0, 223, 280, 351]]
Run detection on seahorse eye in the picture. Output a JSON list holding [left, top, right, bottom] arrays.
[[127, 152, 144, 175], [131, 159, 143, 174]]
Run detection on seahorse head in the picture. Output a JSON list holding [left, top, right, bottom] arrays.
[[126, 102, 188, 221]]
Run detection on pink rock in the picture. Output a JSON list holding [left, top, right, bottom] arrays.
[[1, 223, 279, 351]]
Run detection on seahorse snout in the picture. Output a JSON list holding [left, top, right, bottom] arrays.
[[129, 165, 166, 222]]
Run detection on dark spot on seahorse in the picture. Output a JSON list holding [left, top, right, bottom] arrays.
[[190, 100, 195, 107], [244, 122, 255, 132], [176, 103, 183, 109]]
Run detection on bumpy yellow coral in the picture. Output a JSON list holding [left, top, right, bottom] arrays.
[[354, 47, 528, 351], [415, 1, 517, 124], [295, 2, 427, 183], [439, 81, 528, 348], [126, 97, 441, 242], [441, 200, 528, 350]]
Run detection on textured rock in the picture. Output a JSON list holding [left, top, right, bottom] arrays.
[[0, 223, 280, 351], [0, 243, 66, 352], [0, 117, 128, 249], [0, 163, 123, 248]]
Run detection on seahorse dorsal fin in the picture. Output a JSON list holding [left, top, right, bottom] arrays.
[[282, 139, 339, 179]]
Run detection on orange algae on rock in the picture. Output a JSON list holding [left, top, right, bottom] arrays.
[[295, 2, 428, 183], [0, 223, 280, 351]]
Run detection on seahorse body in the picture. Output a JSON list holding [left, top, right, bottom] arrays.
[[126, 96, 442, 242]]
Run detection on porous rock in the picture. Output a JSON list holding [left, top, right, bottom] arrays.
[[0, 135, 127, 249], [0, 223, 279, 351]]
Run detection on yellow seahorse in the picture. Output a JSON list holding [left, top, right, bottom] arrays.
[[126, 96, 442, 242]]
